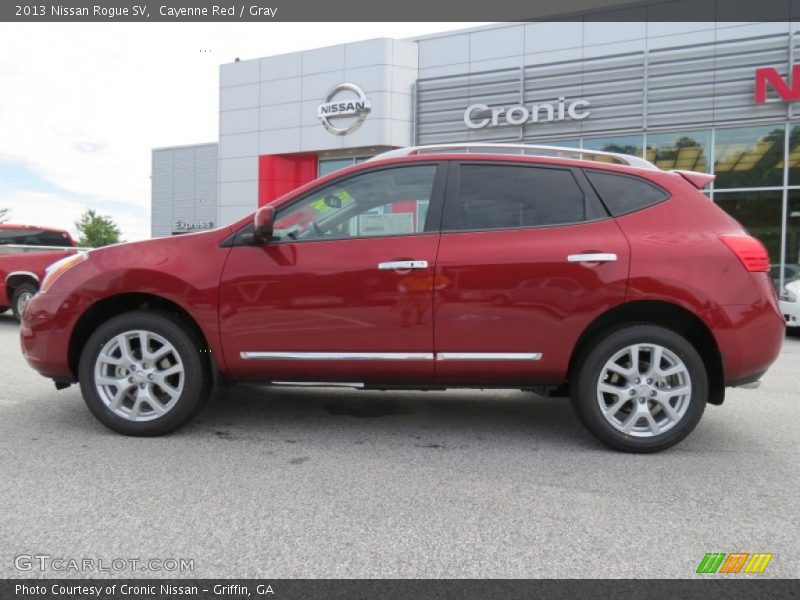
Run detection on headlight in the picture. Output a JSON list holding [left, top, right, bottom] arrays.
[[780, 289, 797, 303], [40, 252, 89, 293]]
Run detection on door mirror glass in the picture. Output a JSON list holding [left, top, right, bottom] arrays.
[[253, 206, 276, 242]]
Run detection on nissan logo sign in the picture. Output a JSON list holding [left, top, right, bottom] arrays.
[[464, 97, 591, 129], [317, 82, 372, 136]]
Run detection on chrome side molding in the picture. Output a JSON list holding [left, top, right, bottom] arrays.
[[436, 352, 542, 361], [271, 381, 364, 389], [242, 351, 542, 361], [241, 351, 434, 361]]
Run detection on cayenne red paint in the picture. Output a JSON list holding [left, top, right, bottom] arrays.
[[19, 152, 785, 448]]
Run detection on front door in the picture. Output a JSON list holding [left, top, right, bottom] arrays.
[[433, 160, 630, 383], [219, 162, 446, 384]]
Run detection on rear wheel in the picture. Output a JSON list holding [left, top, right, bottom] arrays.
[[78, 310, 211, 436], [571, 324, 707, 453], [11, 283, 37, 320]]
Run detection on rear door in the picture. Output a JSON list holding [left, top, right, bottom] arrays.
[[433, 160, 630, 384]]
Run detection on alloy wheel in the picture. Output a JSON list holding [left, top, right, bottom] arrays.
[[596, 343, 692, 438], [93, 329, 185, 422]]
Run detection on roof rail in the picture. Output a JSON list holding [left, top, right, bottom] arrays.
[[369, 143, 658, 170]]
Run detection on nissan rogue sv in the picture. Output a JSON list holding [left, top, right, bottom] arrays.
[[20, 144, 785, 452]]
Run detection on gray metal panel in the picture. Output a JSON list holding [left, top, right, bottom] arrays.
[[151, 150, 174, 238], [150, 144, 218, 237], [417, 27, 796, 145]]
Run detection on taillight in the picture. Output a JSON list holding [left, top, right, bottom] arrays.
[[719, 234, 770, 272]]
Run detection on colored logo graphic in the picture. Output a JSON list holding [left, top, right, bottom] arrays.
[[696, 552, 773, 574]]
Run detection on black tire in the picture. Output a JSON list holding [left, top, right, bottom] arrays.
[[570, 324, 707, 453], [78, 310, 211, 436], [11, 283, 37, 320]]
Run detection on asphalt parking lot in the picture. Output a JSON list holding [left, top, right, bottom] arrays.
[[1, 312, 798, 579]]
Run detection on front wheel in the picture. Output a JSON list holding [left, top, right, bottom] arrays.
[[78, 311, 211, 436], [571, 324, 707, 453]]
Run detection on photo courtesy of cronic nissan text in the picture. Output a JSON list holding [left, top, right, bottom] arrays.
[[0, 0, 798, 598]]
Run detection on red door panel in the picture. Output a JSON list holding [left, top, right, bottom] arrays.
[[219, 235, 439, 383], [433, 219, 630, 383]]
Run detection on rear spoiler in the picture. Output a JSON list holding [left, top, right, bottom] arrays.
[[672, 170, 715, 189]]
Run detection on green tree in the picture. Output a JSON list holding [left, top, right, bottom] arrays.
[[0, 208, 9, 224], [75, 208, 122, 247]]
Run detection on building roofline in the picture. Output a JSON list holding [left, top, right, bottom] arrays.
[[152, 142, 218, 152]]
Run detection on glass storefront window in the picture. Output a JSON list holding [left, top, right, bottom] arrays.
[[713, 126, 785, 189], [645, 130, 711, 173], [714, 191, 783, 278], [784, 191, 800, 287], [318, 158, 354, 177], [525, 139, 581, 157], [786, 124, 800, 186], [583, 135, 644, 164], [318, 156, 374, 177]]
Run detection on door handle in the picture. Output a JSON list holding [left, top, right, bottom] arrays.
[[378, 260, 429, 271], [567, 253, 618, 263]]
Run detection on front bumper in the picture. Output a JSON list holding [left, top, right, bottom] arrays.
[[20, 292, 81, 381], [779, 299, 800, 328]]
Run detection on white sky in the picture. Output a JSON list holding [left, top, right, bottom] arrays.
[[0, 22, 490, 241]]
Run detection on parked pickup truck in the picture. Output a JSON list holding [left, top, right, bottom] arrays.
[[0, 224, 80, 319]]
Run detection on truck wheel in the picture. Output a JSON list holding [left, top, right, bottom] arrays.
[[570, 324, 707, 453], [11, 283, 38, 320], [78, 310, 211, 436]]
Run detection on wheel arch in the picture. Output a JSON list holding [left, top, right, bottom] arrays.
[[6, 271, 40, 298], [67, 292, 220, 384], [568, 300, 725, 405]]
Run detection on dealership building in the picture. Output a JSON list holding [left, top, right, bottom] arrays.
[[152, 20, 800, 285]]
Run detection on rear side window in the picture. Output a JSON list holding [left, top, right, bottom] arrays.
[[584, 170, 669, 216], [445, 164, 589, 231], [0, 229, 71, 246]]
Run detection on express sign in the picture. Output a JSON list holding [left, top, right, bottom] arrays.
[[755, 65, 800, 103], [464, 97, 591, 129]]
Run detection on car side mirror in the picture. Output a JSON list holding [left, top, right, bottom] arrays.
[[244, 206, 276, 245]]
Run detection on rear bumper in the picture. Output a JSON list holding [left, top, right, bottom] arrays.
[[19, 292, 79, 381], [701, 300, 785, 386]]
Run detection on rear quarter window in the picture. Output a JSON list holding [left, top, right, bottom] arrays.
[[584, 170, 670, 216]]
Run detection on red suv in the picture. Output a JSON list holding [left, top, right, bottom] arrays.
[[20, 145, 785, 452]]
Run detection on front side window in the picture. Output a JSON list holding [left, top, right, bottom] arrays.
[[445, 164, 588, 232], [272, 165, 437, 242]]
